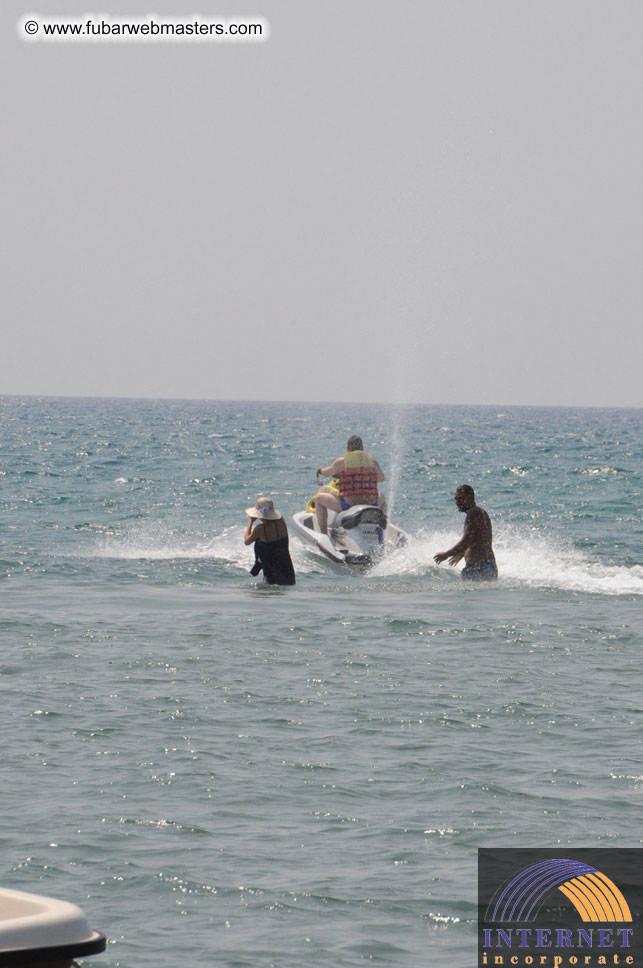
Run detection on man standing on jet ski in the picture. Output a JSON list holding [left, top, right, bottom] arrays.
[[315, 435, 386, 535]]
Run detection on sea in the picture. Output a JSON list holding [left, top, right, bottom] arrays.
[[1, 396, 641, 968]]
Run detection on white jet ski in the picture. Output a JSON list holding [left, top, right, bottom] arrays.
[[292, 479, 408, 570]]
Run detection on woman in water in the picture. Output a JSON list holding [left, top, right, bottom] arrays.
[[244, 496, 296, 586]]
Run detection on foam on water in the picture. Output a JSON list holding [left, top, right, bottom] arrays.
[[90, 521, 643, 595], [494, 525, 643, 596], [90, 523, 323, 574], [370, 526, 643, 596], [92, 526, 224, 562]]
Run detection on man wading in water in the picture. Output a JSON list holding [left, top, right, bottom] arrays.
[[434, 485, 498, 581]]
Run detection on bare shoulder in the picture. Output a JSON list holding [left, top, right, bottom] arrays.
[[466, 506, 488, 525]]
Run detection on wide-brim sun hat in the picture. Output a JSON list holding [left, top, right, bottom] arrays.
[[245, 496, 282, 520]]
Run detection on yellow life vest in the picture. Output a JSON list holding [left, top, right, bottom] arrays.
[[338, 451, 378, 500]]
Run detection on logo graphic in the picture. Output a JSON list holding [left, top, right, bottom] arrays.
[[487, 858, 632, 923], [478, 849, 643, 967]]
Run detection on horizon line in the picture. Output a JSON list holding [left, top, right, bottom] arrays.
[[0, 393, 641, 412]]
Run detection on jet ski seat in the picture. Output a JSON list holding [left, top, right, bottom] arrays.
[[338, 506, 387, 530]]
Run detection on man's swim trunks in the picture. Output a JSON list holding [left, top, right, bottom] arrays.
[[340, 498, 379, 511], [461, 558, 498, 581]]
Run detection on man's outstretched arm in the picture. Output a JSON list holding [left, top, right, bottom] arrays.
[[434, 518, 473, 566]]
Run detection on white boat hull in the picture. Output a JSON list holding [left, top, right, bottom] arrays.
[[292, 504, 407, 569], [0, 887, 106, 967]]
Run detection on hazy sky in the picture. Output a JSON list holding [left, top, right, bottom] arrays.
[[3, 0, 642, 407]]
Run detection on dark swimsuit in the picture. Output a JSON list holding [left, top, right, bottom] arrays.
[[250, 520, 296, 585], [461, 557, 498, 581], [340, 498, 378, 511]]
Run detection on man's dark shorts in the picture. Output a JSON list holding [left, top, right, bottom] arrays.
[[461, 558, 498, 582], [340, 498, 378, 511]]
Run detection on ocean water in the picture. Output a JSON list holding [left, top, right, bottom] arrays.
[[1, 396, 641, 968]]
